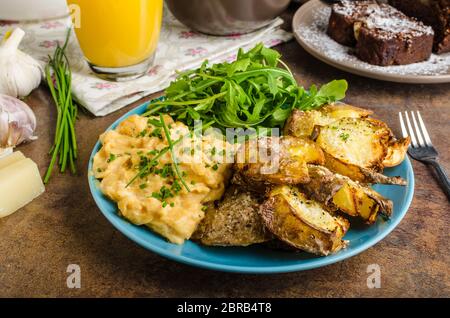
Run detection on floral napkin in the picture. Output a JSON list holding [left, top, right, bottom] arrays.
[[0, 10, 292, 116]]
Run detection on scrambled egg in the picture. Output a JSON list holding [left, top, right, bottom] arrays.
[[93, 115, 233, 244]]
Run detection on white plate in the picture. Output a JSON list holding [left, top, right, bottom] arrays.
[[292, 0, 450, 84]]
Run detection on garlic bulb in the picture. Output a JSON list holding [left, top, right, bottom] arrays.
[[0, 28, 42, 98], [0, 94, 37, 150]]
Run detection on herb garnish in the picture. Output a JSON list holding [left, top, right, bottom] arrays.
[[160, 114, 190, 192], [126, 119, 214, 188], [152, 186, 173, 201], [150, 127, 163, 139], [139, 129, 148, 137], [339, 133, 350, 142], [107, 153, 116, 163]]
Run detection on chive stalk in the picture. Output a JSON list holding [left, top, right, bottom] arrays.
[[43, 30, 78, 184]]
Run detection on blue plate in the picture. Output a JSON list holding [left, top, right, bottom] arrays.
[[88, 101, 415, 274]]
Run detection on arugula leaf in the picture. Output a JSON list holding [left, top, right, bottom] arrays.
[[261, 46, 281, 67], [317, 79, 348, 101], [297, 79, 348, 111], [226, 58, 251, 76]]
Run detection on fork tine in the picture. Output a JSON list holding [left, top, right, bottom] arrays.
[[404, 111, 418, 147], [398, 112, 408, 139], [416, 111, 433, 147], [411, 111, 425, 147]]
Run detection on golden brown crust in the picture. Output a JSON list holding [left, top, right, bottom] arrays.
[[303, 165, 394, 224], [283, 103, 372, 138], [321, 151, 406, 185], [234, 136, 324, 185], [317, 117, 391, 171], [259, 186, 349, 256], [192, 186, 272, 246], [383, 137, 411, 167], [284, 104, 409, 184]]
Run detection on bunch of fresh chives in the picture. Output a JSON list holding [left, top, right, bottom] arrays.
[[44, 30, 78, 184]]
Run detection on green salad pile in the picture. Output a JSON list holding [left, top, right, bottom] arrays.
[[144, 43, 347, 131]]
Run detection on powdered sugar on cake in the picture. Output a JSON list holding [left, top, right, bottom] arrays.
[[364, 14, 434, 39], [296, 6, 450, 76], [335, 0, 433, 39]]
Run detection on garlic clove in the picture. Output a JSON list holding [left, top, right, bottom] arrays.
[[0, 94, 37, 149]]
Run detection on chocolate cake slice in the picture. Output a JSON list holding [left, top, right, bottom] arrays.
[[327, 0, 379, 46], [327, 0, 435, 66], [389, 0, 450, 54]]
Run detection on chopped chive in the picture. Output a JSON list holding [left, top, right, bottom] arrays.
[[126, 121, 214, 187], [107, 153, 116, 163], [339, 132, 350, 142], [160, 114, 190, 192]]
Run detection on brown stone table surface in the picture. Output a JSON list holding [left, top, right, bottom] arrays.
[[0, 8, 449, 298]]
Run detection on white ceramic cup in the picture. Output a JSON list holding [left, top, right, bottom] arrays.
[[0, 0, 69, 21]]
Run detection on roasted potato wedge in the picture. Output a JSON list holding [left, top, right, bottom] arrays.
[[234, 136, 325, 185], [192, 187, 272, 246], [259, 185, 349, 256], [317, 117, 391, 171], [304, 165, 393, 224], [284, 103, 373, 138], [321, 151, 406, 185], [284, 103, 409, 174], [315, 117, 408, 183]]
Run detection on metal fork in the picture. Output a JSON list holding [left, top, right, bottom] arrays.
[[399, 111, 450, 200]]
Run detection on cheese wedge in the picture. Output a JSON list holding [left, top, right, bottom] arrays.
[[0, 147, 13, 159], [0, 151, 26, 170], [0, 157, 45, 218]]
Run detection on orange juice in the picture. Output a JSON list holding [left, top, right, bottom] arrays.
[[67, 0, 163, 68]]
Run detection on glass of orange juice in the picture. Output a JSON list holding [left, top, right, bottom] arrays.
[[67, 0, 163, 81]]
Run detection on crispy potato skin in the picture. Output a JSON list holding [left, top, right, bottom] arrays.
[[192, 187, 272, 246], [304, 165, 393, 224], [383, 137, 411, 167], [320, 151, 406, 185], [259, 186, 349, 256], [284, 109, 318, 138], [284, 105, 409, 184], [234, 136, 324, 185], [284, 103, 373, 138]]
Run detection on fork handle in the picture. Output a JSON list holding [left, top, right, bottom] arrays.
[[424, 159, 450, 200]]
